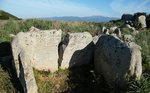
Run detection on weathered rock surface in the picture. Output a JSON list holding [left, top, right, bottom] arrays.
[[29, 26, 40, 32], [109, 26, 118, 33], [133, 13, 147, 28], [121, 12, 147, 29], [102, 27, 109, 34], [137, 15, 147, 28], [123, 34, 135, 42], [102, 27, 107, 32], [58, 42, 67, 68], [126, 24, 135, 31], [93, 35, 100, 44], [125, 21, 134, 27], [18, 51, 38, 93], [11, 29, 62, 93], [113, 28, 121, 37], [60, 32, 94, 69], [12, 29, 62, 71], [94, 35, 142, 87]]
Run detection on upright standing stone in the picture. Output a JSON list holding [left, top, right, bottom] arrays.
[[134, 12, 147, 28], [138, 15, 146, 28], [60, 32, 94, 69], [94, 35, 142, 87], [11, 28, 62, 93]]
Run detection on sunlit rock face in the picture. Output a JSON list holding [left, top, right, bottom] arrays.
[[60, 32, 94, 69], [11, 29, 62, 93]]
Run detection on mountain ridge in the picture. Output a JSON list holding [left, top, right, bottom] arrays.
[[0, 10, 118, 22], [41, 16, 119, 22]]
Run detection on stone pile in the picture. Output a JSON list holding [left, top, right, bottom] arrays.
[[11, 27, 95, 93], [121, 12, 148, 29], [10, 27, 142, 93]]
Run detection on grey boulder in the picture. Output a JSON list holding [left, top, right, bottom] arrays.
[[94, 35, 142, 87]]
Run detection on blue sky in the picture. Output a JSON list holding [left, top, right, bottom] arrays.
[[0, 0, 150, 19]]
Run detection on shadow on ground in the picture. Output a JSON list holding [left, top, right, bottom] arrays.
[[60, 40, 125, 93], [0, 42, 23, 93], [61, 64, 126, 93]]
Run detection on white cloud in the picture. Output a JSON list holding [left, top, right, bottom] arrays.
[[110, 0, 150, 16]]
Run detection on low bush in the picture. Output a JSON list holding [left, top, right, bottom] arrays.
[[127, 74, 150, 93]]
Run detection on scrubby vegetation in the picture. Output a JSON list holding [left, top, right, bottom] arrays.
[[127, 74, 150, 93], [0, 65, 15, 93], [0, 19, 121, 42], [0, 19, 150, 93], [34, 69, 69, 93], [135, 30, 150, 69]]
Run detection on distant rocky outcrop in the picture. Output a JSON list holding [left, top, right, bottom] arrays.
[[134, 13, 147, 28], [122, 12, 148, 29], [94, 34, 142, 87]]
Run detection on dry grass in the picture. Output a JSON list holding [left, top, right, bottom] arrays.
[[34, 69, 69, 93], [0, 66, 16, 93]]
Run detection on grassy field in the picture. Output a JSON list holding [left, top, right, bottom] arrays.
[[0, 19, 150, 93]]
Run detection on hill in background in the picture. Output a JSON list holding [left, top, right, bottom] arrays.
[[0, 10, 21, 20]]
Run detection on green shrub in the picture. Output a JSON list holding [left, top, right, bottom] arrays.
[[3, 19, 19, 33], [135, 29, 150, 70], [127, 74, 150, 93], [19, 19, 53, 32], [121, 27, 132, 35]]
